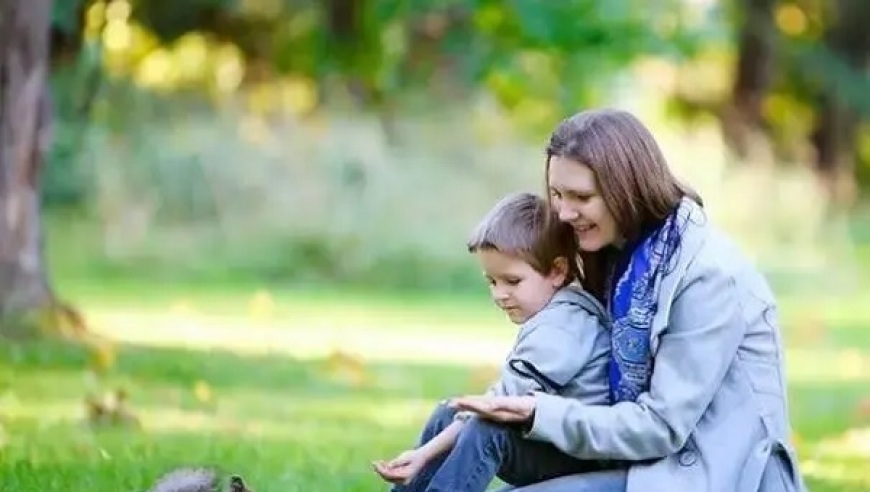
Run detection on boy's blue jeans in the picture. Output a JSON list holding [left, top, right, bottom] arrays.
[[391, 403, 625, 492]]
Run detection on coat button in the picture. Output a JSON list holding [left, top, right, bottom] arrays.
[[679, 450, 698, 467]]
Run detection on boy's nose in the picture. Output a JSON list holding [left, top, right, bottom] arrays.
[[491, 288, 509, 301]]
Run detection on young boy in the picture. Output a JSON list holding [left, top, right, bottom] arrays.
[[373, 192, 615, 492]]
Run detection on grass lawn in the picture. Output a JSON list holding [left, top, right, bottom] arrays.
[[0, 282, 869, 491]]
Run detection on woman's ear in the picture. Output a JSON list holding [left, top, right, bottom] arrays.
[[550, 257, 569, 287]]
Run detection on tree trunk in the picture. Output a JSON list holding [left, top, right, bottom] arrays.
[[811, 93, 860, 206], [810, 0, 870, 206], [0, 0, 55, 328], [722, 0, 777, 161]]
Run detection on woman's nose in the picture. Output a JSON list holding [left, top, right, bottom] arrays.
[[558, 206, 578, 222]]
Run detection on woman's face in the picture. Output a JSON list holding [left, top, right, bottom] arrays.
[[547, 156, 621, 252]]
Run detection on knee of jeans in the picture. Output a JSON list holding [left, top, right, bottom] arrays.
[[463, 415, 510, 437], [429, 401, 458, 425]]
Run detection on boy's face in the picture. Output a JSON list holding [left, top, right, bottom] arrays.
[[476, 249, 566, 324]]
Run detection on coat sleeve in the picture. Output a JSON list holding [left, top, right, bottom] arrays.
[[458, 309, 604, 425], [502, 310, 604, 397], [525, 261, 748, 460]]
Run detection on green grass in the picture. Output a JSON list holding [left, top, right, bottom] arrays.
[[0, 340, 476, 491], [1, 283, 869, 491]]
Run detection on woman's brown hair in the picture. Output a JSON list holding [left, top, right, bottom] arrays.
[[545, 108, 702, 301]]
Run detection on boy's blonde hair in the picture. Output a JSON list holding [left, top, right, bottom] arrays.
[[467, 192, 580, 284]]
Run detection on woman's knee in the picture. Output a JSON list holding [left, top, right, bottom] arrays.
[[505, 469, 628, 492]]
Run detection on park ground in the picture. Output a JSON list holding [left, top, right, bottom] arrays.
[[1, 274, 869, 491]]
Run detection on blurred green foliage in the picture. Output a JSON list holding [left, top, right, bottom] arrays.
[[40, 0, 870, 291], [41, 0, 713, 212]]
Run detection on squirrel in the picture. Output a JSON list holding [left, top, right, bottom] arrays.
[[147, 468, 253, 492]]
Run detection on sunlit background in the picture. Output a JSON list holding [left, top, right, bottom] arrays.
[[1, 0, 869, 490]]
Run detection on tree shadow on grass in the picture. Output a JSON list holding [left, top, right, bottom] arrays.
[[0, 338, 492, 400]]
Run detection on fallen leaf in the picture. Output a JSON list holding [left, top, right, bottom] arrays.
[[790, 431, 803, 451], [248, 289, 275, 320], [857, 398, 870, 421], [170, 300, 196, 316], [194, 381, 212, 403], [793, 317, 827, 345], [839, 349, 866, 380], [88, 341, 117, 374], [324, 349, 370, 387]]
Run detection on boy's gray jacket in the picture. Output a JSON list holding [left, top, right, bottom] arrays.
[[518, 200, 805, 492], [484, 286, 611, 405]]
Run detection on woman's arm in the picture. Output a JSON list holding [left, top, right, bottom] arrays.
[[526, 263, 747, 460]]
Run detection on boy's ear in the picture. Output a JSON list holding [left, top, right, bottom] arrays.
[[550, 257, 569, 286]]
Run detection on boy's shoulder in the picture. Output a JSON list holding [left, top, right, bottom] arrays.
[[525, 285, 609, 330], [550, 284, 609, 319]]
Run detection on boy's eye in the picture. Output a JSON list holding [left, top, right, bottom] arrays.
[[505, 277, 521, 286]]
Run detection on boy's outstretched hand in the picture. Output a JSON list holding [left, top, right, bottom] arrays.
[[372, 449, 429, 485]]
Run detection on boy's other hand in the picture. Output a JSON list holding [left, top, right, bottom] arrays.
[[372, 450, 428, 485]]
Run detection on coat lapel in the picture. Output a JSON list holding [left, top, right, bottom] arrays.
[[648, 201, 709, 355]]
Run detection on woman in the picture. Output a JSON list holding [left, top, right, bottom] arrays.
[[452, 109, 806, 492]]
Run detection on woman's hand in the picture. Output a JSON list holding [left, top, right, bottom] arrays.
[[449, 395, 537, 423]]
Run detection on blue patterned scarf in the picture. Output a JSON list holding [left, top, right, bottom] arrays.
[[608, 199, 692, 403]]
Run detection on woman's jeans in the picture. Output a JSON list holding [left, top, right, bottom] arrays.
[[390, 403, 627, 492]]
